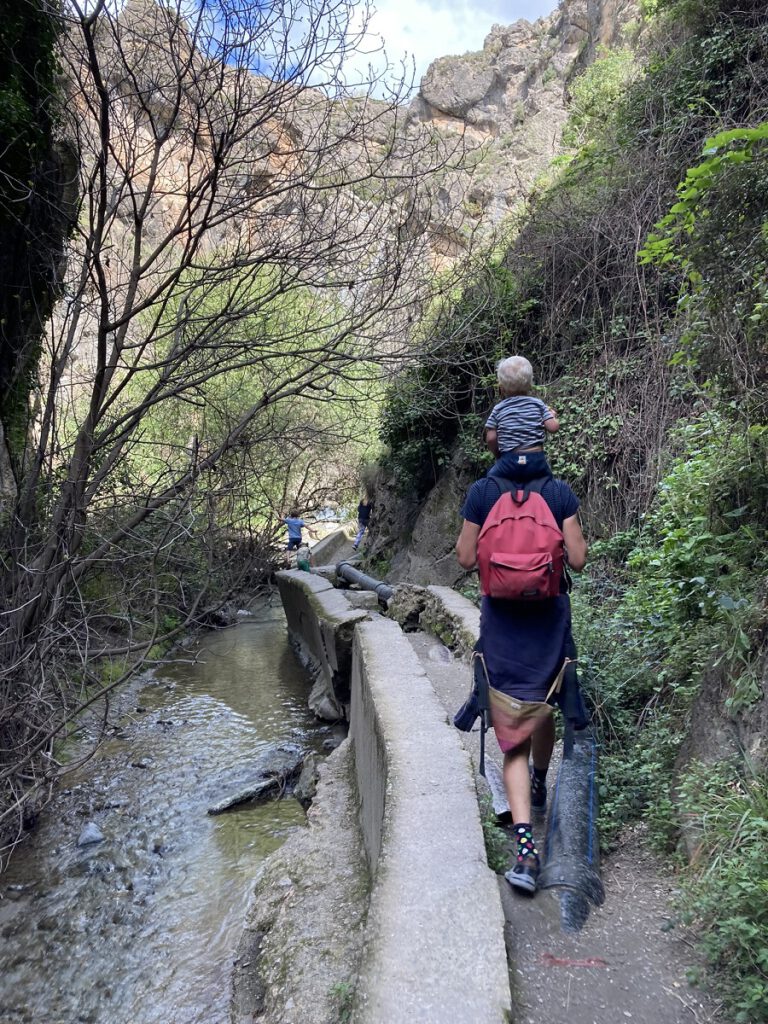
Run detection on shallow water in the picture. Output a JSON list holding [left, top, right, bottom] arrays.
[[0, 606, 328, 1024]]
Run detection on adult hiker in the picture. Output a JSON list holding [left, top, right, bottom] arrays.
[[352, 496, 373, 551], [455, 470, 589, 894]]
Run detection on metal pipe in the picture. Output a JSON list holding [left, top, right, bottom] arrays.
[[336, 560, 394, 603]]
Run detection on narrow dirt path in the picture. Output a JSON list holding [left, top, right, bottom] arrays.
[[407, 631, 725, 1024]]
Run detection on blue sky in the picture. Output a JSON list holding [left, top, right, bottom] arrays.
[[349, 0, 558, 90], [82, 0, 558, 96]]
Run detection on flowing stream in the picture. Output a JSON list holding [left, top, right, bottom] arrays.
[[0, 604, 330, 1024]]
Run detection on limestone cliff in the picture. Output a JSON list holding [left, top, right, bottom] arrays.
[[75, 0, 641, 273], [28, 0, 641, 481], [407, 0, 640, 254]]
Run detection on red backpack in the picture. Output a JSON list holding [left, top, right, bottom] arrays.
[[477, 478, 564, 600]]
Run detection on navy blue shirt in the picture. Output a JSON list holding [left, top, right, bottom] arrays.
[[460, 476, 579, 529]]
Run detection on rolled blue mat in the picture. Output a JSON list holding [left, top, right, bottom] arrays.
[[539, 724, 605, 932]]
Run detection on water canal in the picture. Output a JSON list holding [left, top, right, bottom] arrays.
[[0, 603, 328, 1024]]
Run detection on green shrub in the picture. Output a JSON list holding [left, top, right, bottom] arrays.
[[676, 760, 768, 1022], [575, 413, 767, 846], [562, 48, 638, 150]]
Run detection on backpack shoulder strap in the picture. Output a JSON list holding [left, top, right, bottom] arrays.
[[525, 476, 552, 496], [490, 475, 554, 508], [524, 476, 562, 530], [490, 476, 518, 496]]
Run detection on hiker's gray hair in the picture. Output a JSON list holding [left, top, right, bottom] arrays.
[[497, 355, 533, 397]]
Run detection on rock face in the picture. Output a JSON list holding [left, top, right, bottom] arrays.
[[47, 0, 641, 394], [77, 0, 640, 277], [377, 461, 474, 589], [232, 741, 369, 1024], [408, 0, 640, 245]]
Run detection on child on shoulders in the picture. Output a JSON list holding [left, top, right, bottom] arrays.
[[484, 355, 559, 481]]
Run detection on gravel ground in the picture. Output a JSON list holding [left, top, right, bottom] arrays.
[[407, 631, 726, 1024]]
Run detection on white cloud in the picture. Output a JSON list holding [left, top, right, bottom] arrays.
[[346, 0, 558, 95]]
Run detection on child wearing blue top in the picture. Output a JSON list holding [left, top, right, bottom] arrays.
[[484, 356, 559, 481], [284, 511, 315, 551]]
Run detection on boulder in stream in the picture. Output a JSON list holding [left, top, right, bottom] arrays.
[[77, 822, 105, 846], [207, 744, 305, 815], [293, 752, 319, 809]]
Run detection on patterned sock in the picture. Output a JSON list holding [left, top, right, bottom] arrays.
[[513, 823, 538, 863], [532, 766, 547, 784]]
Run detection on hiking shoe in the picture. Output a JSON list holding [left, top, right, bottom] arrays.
[[530, 769, 547, 810], [505, 854, 539, 895]]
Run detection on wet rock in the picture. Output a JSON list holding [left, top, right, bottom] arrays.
[[387, 585, 428, 632], [207, 745, 304, 814], [92, 797, 126, 811], [203, 601, 240, 627], [207, 777, 283, 815], [293, 753, 319, 809], [234, 740, 368, 1024], [308, 678, 344, 722], [78, 822, 105, 846]]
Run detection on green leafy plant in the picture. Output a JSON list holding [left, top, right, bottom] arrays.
[[676, 760, 768, 1022], [480, 796, 509, 873], [576, 413, 767, 848], [562, 48, 638, 150], [640, 124, 768, 269], [329, 980, 355, 1023]]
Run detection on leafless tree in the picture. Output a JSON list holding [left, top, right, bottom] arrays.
[[0, 0, 461, 845]]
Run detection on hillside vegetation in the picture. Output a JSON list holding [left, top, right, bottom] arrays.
[[377, 0, 768, 1017]]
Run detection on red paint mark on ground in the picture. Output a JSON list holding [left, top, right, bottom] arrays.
[[540, 953, 609, 968]]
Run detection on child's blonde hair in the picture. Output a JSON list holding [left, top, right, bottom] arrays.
[[497, 355, 533, 397]]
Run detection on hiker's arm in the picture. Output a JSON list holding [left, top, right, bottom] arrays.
[[456, 520, 481, 570], [544, 411, 560, 433], [562, 514, 588, 571], [484, 428, 499, 455]]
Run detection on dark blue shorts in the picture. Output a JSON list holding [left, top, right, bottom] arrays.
[[488, 450, 552, 482]]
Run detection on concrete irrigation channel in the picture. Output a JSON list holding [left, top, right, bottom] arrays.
[[236, 540, 724, 1024], [0, 534, 721, 1024]]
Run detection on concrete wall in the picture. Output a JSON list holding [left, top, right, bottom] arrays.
[[278, 571, 511, 1023], [310, 526, 353, 566], [350, 617, 511, 1023], [276, 570, 368, 719]]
